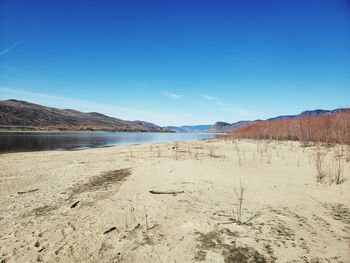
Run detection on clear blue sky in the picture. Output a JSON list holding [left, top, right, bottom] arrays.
[[1, 0, 349, 126]]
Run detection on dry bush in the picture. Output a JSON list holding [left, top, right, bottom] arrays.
[[229, 111, 350, 145], [194, 152, 199, 160], [346, 146, 350, 162], [173, 142, 180, 160], [332, 150, 345, 184], [209, 146, 215, 158], [233, 180, 245, 224], [144, 207, 149, 230], [174, 150, 179, 160], [312, 150, 326, 183], [266, 152, 271, 164]]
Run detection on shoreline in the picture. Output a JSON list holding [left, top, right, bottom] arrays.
[[0, 133, 221, 154], [0, 129, 175, 133], [0, 139, 349, 262], [0, 129, 223, 135], [0, 138, 215, 155]]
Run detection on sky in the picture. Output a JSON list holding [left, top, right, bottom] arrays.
[[0, 0, 349, 126]]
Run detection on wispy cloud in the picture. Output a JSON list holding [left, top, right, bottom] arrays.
[[201, 93, 250, 116], [165, 92, 183, 99], [0, 40, 24, 56], [0, 87, 189, 125], [201, 94, 216, 101]]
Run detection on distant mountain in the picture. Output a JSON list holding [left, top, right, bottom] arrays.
[[267, 108, 350, 121], [211, 108, 350, 133], [210, 120, 258, 133], [163, 125, 212, 133], [163, 126, 187, 133], [209, 122, 230, 133], [0, 99, 169, 132]]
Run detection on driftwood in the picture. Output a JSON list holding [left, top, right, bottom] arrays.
[[1, 235, 14, 240], [149, 190, 184, 195], [18, 189, 39, 195], [103, 227, 117, 234], [70, 201, 80, 208], [148, 223, 159, 230]]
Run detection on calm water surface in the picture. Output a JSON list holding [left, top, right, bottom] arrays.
[[0, 132, 220, 153]]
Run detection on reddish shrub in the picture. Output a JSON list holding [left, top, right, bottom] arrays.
[[230, 112, 350, 145]]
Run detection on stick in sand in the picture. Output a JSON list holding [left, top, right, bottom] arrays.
[[149, 190, 184, 195], [18, 189, 39, 195]]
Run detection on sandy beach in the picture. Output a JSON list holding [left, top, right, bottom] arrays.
[[0, 139, 349, 262]]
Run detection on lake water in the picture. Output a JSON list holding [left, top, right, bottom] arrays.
[[0, 132, 221, 153]]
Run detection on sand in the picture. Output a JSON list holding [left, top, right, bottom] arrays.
[[0, 139, 349, 262]]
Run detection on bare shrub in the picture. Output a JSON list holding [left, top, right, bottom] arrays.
[[172, 142, 180, 160], [346, 146, 350, 162], [229, 111, 350, 145], [332, 151, 345, 184], [209, 146, 215, 158], [125, 214, 129, 231], [174, 150, 179, 160], [233, 179, 245, 224], [312, 150, 326, 183], [144, 207, 149, 230], [266, 153, 271, 164], [194, 152, 199, 160]]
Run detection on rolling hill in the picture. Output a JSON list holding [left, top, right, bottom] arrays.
[[0, 99, 169, 132]]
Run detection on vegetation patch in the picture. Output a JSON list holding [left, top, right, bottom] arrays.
[[30, 204, 58, 216], [229, 111, 350, 144], [194, 229, 270, 263], [68, 168, 131, 200], [323, 203, 350, 225]]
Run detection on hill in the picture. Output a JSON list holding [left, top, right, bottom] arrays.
[[0, 99, 169, 132], [210, 120, 257, 133]]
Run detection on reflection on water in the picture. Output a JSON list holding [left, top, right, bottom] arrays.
[[0, 132, 220, 153]]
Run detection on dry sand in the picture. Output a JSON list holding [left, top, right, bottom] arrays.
[[0, 139, 349, 262]]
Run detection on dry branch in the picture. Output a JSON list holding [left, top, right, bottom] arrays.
[[18, 189, 39, 195], [103, 227, 117, 234], [70, 201, 80, 208], [149, 190, 184, 195]]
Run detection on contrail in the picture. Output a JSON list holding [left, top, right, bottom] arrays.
[[0, 40, 24, 55]]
